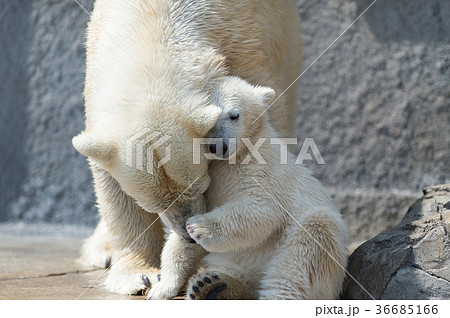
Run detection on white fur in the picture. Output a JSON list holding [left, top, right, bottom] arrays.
[[75, 0, 302, 295], [77, 218, 112, 269], [185, 77, 349, 299]]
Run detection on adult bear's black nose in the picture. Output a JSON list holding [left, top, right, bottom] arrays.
[[209, 143, 217, 154]]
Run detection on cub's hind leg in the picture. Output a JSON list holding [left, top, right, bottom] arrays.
[[258, 243, 311, 300], [259, 211, 348, 300], [186, 271, 254, 300]]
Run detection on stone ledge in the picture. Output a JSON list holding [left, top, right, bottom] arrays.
[[342, 184, 450, 300]]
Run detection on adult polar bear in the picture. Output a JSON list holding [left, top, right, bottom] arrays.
[[73, 0, 302, 295]]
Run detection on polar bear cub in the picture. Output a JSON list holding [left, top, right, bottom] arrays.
[[184, 77, 349, 299]]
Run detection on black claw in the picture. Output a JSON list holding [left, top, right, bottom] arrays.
[[105, 256, 111, 268], [204, 277, 212, 284], [212, 273, 219, 280], [157, 274, 161, 282], [192, 286, 200, 293], [189, 294, 196, 299], [141, 274, 151, 288], [197, 280, 204, 287]]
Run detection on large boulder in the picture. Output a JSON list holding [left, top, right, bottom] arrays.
[[342, 184, 450, 300]]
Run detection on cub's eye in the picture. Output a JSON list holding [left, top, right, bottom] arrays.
[[229, 109, 240, 120]]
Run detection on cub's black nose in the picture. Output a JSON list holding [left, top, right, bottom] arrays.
[[222, 144, 228, 156], [209, 143, 217, 154]]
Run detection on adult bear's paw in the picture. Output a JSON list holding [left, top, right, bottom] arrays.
[[78, 224, 113, 269], [147, 276, 183, 300], [104, 258, 159, 295]]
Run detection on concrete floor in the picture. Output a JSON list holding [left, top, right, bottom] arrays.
[[0, 223, 143, 300], [0, 223, 364, 300]]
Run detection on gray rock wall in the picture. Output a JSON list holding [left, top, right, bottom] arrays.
[[0, 0, 448, 241], [296, 0, 449, 242], [296, 0, 449, 190], [0, 0, 97, 225]]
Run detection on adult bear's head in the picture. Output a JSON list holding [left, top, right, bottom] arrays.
[[73, 99, 222, 240]]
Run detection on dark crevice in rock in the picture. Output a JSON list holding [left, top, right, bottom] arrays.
[[410, 264, 450, 283], [441, 218, 449, 238], [382, 246, 412, 295]]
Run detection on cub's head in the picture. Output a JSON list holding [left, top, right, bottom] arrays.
[[207, 76, 275, 159], [72, 101, 221, 240]]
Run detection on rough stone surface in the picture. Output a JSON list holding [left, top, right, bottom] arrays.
[[0, 0, 97, 225], [342, 184, 450, 300], [296, 0, 450, 191], [0, 0, 449, 239], [331, 188, 418, 243]]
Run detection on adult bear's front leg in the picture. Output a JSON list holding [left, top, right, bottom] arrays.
[[147, 231, 207, 299], [90, 162, 166, 295]]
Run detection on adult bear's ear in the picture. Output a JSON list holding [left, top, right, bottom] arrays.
[[255, 86, 276, 106], [190, 105, 222, 136], [72, 132, 114, 163]]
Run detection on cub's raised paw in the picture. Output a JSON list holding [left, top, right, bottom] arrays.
[[186, 216, 222, 251], [186, 272, 228, 300]]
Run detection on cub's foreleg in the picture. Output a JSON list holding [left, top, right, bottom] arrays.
[[186, 194, 286, 253]]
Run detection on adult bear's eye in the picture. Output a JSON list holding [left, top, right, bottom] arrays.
[[229, 109, 240, 120]]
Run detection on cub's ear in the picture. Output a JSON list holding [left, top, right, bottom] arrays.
[[72, 132, 114, 163], [255, 86, 276, 106], [190, 105, 222, 135]]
